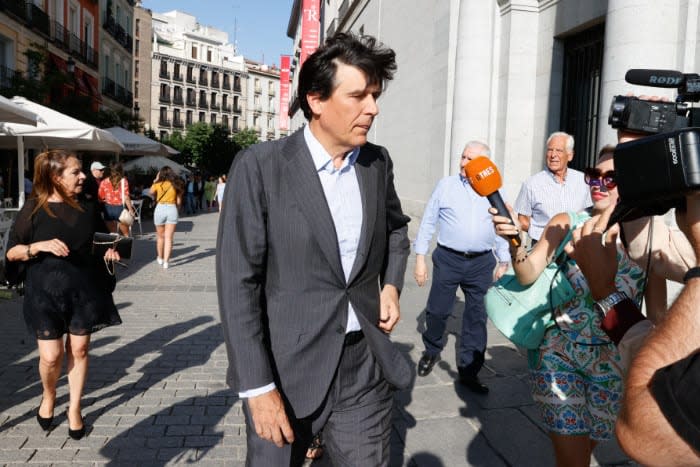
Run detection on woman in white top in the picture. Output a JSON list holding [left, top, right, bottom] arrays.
[[215, 175, 226, 212]]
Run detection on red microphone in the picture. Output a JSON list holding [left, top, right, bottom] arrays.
[[465, 156, 521, 247]]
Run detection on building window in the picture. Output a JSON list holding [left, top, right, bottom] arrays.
[[207, 49, 212, 62], [135, 18, 140, 37], [211, 113, 216, 124], [135, 39, 139, 55], [560, 22, 605, 169], [134, 60, 139, 78], [191, 45, 197, 59], [160, 130, 167, 140], [134, 82, 138, 98], [199, 112, 205, 122], [186, 110, 193, 125]]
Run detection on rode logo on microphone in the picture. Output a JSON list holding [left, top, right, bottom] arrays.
[[668, 137, 679, 165], [649, 75, 683, 86]]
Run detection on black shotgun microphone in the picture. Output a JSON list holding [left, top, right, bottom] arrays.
[[625, 69, 685, 88]]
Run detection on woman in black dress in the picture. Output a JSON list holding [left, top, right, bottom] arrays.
[[5, 150, 122, 439]]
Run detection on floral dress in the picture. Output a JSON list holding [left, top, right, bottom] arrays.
[[528, 211, 645, 441]]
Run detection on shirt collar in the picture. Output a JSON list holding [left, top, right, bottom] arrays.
[[304, 125, 360, 172]]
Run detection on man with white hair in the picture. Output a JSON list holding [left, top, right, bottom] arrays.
[[414, 140, 510, 393], [514, 131, 591, 244]]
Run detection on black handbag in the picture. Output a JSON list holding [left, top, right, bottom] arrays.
[[92, 232, 133, 259]]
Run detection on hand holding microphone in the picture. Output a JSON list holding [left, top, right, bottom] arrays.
[[464, 156, 521, 248]]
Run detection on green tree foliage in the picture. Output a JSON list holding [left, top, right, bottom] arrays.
[[232, 128, 260, 149], [176, 123, 241, 175]]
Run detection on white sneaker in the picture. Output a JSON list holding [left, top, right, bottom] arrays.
[[163, 262, 169, 269], [157, 257, 163, 265]]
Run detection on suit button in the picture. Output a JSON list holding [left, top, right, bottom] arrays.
[[336, 325, 345, 334]]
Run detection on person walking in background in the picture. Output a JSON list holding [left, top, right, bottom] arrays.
[[215, 175, 226, 212], [194, 174, 204, 211], [80, 161, 105, 202], [98, 162, 135, 236], [184, 175, 195, 215], [414, 141, 510, 394], [204, 176, 217, 211], [5, 150, 122, 440], [491, 145, 645, 466], [514, 132, 591, 245], [216, 33, 411, 466], [150, 166, 183, 269]]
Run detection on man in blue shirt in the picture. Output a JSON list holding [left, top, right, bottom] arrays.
[[414, 140, 510, 394]]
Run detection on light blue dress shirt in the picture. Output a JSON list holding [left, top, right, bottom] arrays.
[[239, 126, 363, 398], [414, 174, 510, 263]]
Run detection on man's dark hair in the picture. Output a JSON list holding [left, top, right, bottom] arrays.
[[298, 32, 397, 120]]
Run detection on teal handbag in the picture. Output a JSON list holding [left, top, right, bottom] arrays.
[[485, 212, 587, 349]]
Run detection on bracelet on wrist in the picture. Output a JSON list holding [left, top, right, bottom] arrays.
[[683, 266, 700, 283], [26, 244, 36, 259]]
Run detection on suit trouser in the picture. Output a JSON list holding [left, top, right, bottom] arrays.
[[242, 333, 393, 467], [422, 246, 495, 374]]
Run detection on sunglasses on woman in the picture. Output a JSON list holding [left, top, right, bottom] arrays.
[[584, 167, 617, 190]]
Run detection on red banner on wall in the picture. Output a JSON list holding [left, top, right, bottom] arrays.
[[300, 0, 320, 68], [279, 55, 291, 131]]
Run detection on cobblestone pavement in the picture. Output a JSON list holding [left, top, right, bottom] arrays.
[[0, 209, 637, 466]]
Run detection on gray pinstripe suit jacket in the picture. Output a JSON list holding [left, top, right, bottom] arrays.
[[216, 129, 412, 418]]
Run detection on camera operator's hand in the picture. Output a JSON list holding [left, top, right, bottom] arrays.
[[563, 203, 619, 300], [677, 193, 700, 264]]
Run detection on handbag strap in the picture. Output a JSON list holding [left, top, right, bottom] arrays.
[[156, 183, 171, 204], [121, 178, 126, 207]]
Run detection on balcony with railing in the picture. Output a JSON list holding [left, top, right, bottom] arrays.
[[198, 98, 208, 109], [115, 84, 133, 107], [102, 77, 116, 99], [173, 94, 183, 105], [222, 103, 231, 113], [158, 93, 171, 104], [186, 97, 196, 107], [173, 118, 184, 128], [198, 74, 208, 86], [268, 86, 276, 96], [172, 73, 183, 82], [158, 116, 171, 127], [0, 64, 20, 91], [103, 13, 133, 53], [234, 79, 242, 92], [210, 102, 220, 111], [254, 84, 262, 94], [211, 75, 220, 88], [186, 74, 196, 84], [232, 120, 240, 132], [159, 68, 170, 80], [233, 104, 242, 114], [223, 77, 231, 90]]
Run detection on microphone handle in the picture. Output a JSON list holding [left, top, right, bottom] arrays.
[[487, 192, 521, 248]]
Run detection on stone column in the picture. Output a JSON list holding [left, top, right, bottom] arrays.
[[598, 0, 686, 144], [448, 0, 498, 174]]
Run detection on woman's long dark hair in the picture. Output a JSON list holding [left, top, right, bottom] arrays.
[[31, 149, 83, 217], [109, 162, 125, 189], [158, 166, 184, 196]]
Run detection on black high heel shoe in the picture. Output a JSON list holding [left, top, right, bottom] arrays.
[[36, 399, 53, 431], [66, 410, 85, 440]]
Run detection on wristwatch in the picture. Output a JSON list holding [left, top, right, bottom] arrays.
[[593, 291, 628, 318]]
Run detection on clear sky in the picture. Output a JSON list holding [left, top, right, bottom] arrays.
[[141, 0, 295, 67]]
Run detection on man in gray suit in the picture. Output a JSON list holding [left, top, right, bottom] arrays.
[[216, 33, 411, 466]]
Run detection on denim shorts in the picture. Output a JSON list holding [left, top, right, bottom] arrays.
[[153, 203, 178, 225], [103, 204, 123, 221]]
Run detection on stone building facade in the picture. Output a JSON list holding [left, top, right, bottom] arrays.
[[286, 0, 698, 215]]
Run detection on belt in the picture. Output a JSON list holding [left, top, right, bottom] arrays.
[[344, 331, 364, 346], [438, 244, 490, 259]]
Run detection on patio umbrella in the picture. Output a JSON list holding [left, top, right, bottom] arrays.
[[104, 126, 177, 156], [0, 95, 43, 125], [0, 96, 124, 207], [123, 155, 190, 175]]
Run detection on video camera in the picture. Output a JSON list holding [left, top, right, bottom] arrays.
[[608, 69, 700, 225]]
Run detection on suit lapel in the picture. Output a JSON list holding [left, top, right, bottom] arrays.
[[348, 146, 377, 284], [283, 131, 346, 284]]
